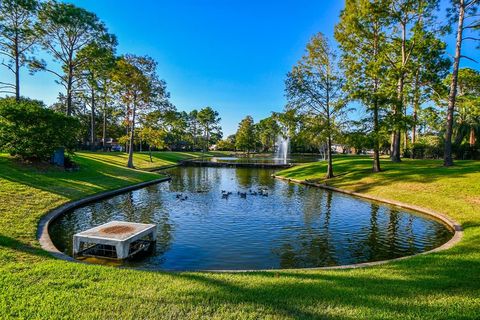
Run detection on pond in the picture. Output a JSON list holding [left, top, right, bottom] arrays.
[[49, 166, 453, 271]]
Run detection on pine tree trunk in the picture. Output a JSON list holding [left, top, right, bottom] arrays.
[[14, 34, 20, 101], [127, 100, 136, 168], [102, 86, 108, 151], [373, 97, 381, 172], [444, 0, 465, 167], [103, 108, 107, 151], [90, 88, 96, 151], [326, 134, 334, 179], [66, 62, 73, 116]]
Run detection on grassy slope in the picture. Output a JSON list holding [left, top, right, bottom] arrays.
[[80, 150, 229, 170], [0, 153, 479, 319]]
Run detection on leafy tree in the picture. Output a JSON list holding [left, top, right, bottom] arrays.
[[384, 0, 440, 162], [286, 33, 347, 178], [75, 39, 117, 150], [408, 27, 450, 145], [449, 68, 480, 147], [111, 55, 152, 168], [0, 97, 80, 160], [335, 0, 391, 172], [197, 106, 222, 152], [444, 0, 479, 166], [256, 116, 280, 152], [217, 134, 236, 151], [139, 126, 166, 162], [235, 115, 256, 153], [0, 0, 40, 100], [34, 1, 110, 116]]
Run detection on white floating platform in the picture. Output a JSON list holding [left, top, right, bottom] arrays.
[[73, 221, 157, 260]]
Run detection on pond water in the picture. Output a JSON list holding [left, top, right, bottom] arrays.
[[209, 154, 321, 164], [49, 166, 453, 271]]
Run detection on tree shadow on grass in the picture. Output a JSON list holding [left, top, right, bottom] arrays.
[[0, 154, 160, 201], [0, 235, 53, 260]]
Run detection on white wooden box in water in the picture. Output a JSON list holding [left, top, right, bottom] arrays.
[[73, 221, 157, 259]]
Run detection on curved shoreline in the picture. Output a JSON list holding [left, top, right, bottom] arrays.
[[36, 173, 463, 272], [37, 177, 171, 261]]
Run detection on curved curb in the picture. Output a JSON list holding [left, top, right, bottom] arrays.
[[264, 175, 464, 271], [37, 177, 171, 262], [36, 173, 463, 273]]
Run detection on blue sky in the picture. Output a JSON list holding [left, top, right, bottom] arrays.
[[2, 0, 479, 136]]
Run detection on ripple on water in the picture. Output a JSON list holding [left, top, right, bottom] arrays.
[[49, 166, 453, 271]]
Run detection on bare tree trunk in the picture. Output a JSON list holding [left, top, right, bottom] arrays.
[[444, 0, 465, 167], [325, 90, 334, 179], [66, 62, 73, 116], [102, 108, 107, 151], [90, 88, 96, 151], [373, 97, 381, 172], [102, 85, 108, 151], [14, 34, 20, 101], [127, 101, 136, 168], [326, 134, 333, 179], [391, 76, 403, 162], [411, 70, 420, 146]]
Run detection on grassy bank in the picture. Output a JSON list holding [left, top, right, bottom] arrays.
[[0, 153, 479, 319], [80, 150, 229, 171]]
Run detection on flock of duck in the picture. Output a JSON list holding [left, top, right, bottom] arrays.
[[175, 187, 269, 201], [224, 188, 269, 199]]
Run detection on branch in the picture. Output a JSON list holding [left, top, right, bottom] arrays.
[[460, 55, 479, 63]]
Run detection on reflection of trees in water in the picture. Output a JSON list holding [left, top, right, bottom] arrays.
[[235, 168, 254, 188], [349, 203, 381, 261], [257, 169, 276, 188], [141, 185, 173, 255], [387, 209, 400, 254], [405, 215, 416, 253], [273, 190, 338, 268], [167, 167, 221, 192]]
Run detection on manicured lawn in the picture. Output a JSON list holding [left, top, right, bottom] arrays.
[[80, 150, 229, 170], [0, 153, 479, 319]]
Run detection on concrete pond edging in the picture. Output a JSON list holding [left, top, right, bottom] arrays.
[[37, 177, 171, 262], [36, 171, 463, 272], [267, 174, 464, 271]]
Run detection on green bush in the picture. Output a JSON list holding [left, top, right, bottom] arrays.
[[411, 135, 443, 159], [0, 98, 81, 161]]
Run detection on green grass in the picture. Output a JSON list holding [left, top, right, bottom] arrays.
[[80, 150, 230, 170], [0, 153, 479, 319]]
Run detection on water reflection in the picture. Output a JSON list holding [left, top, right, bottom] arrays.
[[49, 167, 453, 271]]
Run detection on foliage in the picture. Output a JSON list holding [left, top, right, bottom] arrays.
[[217, 134, 236, 151], [0, 97, 80, 160], [197, 106, 222, 151], [411, 135, 444, 159], [0, 0, 40, 99], [285, 32, 348, 178], [33, 0, 110, 115], [256, 116, 280, 152], [235, 115, 256, 152]]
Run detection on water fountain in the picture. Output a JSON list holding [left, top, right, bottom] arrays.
[[275, 135, 290, 164]]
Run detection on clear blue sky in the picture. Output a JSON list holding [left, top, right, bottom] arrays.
[[3, 0, 479, 136]]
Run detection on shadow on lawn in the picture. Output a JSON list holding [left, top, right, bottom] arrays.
[[166, 244, 480, 319], [0, 235, 53, 259], [283, 157, 478, 193], [0, 155, 160, 200]]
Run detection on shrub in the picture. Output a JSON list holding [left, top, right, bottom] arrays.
[[411, 135, 443, 159], [0, 97, 81, 161]]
